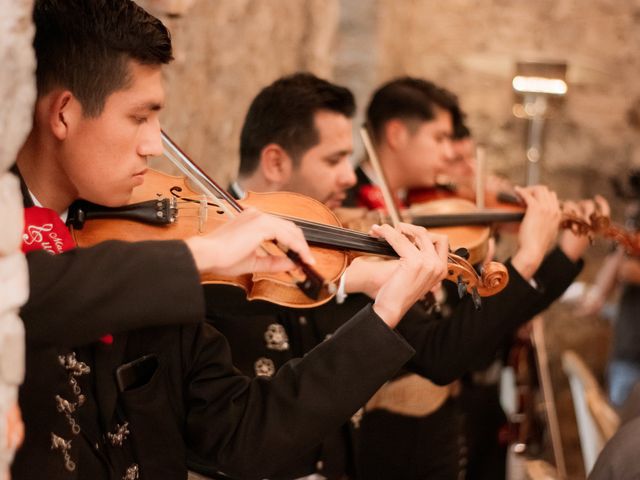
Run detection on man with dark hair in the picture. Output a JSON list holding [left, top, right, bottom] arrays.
[[366, 77, 463, 145], [338, 77, 601, 479], [346, 77, 462, 209], [207, 72, 594, 480], [237, 73, 357, 208], [13, 1, 452, 478]]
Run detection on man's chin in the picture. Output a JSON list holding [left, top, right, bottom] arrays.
[[325, 199, 344, 210], [95, 191, 133, 208]]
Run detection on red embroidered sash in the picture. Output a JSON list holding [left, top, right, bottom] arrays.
[[357, 184, 405, 211], [22, 206, 75, 255]]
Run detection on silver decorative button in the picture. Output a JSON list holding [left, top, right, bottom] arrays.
[[264, 324, 289, 351], [254, 357, 275, 377]]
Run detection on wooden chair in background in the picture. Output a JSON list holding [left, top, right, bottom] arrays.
[[561, 350, 620, 476]]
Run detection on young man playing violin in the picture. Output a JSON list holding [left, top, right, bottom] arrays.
[[207, 73, 596, 480], [12, 2, 456, 479], [345, 76, 606, 479]]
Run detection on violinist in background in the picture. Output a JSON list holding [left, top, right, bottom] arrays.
[[222, 73, 594, 480], [406, 122, 476, 204], [345, 76, 600, 480], [580, 170, 640, 411], [424, 122, 530, 480], [207, 72, 523, 480], [407, 121, 518, 215], [12, 2, 457, 478]]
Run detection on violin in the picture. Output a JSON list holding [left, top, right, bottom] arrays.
[[338, 194, 640, 263], [407, 175, 523, 210], [68, 133, 510, 309], [336, 199, 519, 265]]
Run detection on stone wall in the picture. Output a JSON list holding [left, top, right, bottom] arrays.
[[134, 0, 640, 209], [141, 0, 340, 186], [372, 0, 640, 207], [0, 0, 34, 475]]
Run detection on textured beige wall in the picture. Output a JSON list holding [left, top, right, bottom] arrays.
[[0, 0, 36, 170], [374, 0, 640, 201], [141, 0, 340, 186], [0, 0, 33, 474]]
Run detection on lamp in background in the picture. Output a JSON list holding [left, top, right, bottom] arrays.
[[512, 61, 567, 185]]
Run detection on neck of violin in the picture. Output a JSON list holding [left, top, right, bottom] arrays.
[[411, 210, 525, 228], [286, 216, 399, 257]]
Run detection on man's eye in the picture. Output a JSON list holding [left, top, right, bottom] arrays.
[[132, 116, 148, 124]]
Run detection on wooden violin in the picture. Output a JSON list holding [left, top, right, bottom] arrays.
[[337, 194, 640, 263], [68, 132, 510, 309]]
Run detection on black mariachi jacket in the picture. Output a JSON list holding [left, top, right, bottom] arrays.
[[208, 179, 584, 480], [206, 249, 582, 479], [12, 171, 415, 480]]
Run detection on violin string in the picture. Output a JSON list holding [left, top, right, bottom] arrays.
[[172, 197, 475, 270], [279, 216, 398, 256], [278, 214, 466, 267]]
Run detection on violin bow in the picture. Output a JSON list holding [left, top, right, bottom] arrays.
[[359, 125, 402, 228], [160, 130, 329, 301]]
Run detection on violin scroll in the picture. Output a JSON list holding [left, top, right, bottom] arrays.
[[479, 261, 510, 296], [445, 252, 509, 307], [560, 195, 640, 256]]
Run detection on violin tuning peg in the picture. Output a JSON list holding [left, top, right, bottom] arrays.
[[456, 275, 467, 299], [454, 247, 470, 260], [471, 287, 482, 310]]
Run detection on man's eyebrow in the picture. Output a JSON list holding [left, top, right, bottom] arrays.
[[325, 149, 353, 158], [133, 101, 164, 112]]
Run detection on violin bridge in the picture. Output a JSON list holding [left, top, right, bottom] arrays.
[[198, 196, 208, 233]]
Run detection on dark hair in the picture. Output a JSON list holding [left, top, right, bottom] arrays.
[[366, 77, 465, 142], [239, 73, 356, 176], [453, 122, 471, 140], [612, 169, 640, 200], [33, 0, 173, 116]]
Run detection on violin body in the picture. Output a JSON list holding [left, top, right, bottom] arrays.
[[71, 168, 510, 308], [408, 199, 491, 265], [71, 169, 347, 308], [336, 197, 519, 265]]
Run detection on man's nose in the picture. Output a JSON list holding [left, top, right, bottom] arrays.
[[340, 162, 358, 188], [442, 139, 455, 162], [138, 119, 163, 158]]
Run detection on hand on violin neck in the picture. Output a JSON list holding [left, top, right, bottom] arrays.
[[344, 257, 400, 299], [184, 208, 315, 277], [511, 185, 561, 279], [559, 196, 611, 262], [368, 223, 448, 328]]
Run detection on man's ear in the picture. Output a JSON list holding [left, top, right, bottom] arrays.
[[48, 91, 77, 140], [384, 119, 409, 151], [259, 144, 294, 187]]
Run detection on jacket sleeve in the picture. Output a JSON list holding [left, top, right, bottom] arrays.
[[397, 246, 583, 384], [183, 304, 414, 479], [21, 239, 205, 347], [588, 416, 640, 480]]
